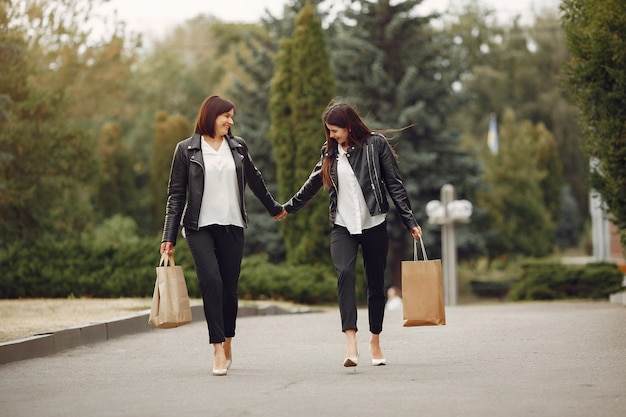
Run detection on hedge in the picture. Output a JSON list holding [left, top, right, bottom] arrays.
[[0, 237, 338, 304], [508, 261, 623, 301]]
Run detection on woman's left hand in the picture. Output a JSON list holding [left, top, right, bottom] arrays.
[[410, 225, 422, 240]]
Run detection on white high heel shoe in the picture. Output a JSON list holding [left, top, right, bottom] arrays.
[[343, 352, 359, 367], [212, 367, 227, 376], [371, 358, 386, 366]]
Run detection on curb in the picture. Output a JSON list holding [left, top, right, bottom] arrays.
[[0, 303, 311, 365]]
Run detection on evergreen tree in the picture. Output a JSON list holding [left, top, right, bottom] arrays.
[[269, 3, 336, 264], [224, 0, 329, 260], [562, 0, 626, 252], [219, 24, 287, 260]]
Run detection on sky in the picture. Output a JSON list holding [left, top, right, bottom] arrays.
[[96, 0, 561, 40]]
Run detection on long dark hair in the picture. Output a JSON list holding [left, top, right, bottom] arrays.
[[194, 95, 234, 137], [321, 101, 401, 189]]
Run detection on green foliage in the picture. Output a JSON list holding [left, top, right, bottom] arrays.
[[562, 0, 626, 252], [446, 5, 587, 247], [269, 3, 336, 265], [0, 213, 197, 298], [509, 260, 624, 301], [239, 254, 336, 304], [223, 23, 286, 261], [0, 238, 146, 298], [85, 215, 141, 251], [0, 0, 601, 296], [149, 111, 191, 233], [0, 0, 137, 246], [0, 233, 340, 304], [476, 110, 558, 259], [96, 122, 138, 220]]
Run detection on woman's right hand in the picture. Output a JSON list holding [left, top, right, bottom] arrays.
[[273, 207, 287, 221], [410, 225, 422, 241], [160, 241, 175, 256]]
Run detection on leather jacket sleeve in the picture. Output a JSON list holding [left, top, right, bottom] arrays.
[[161, 141, 188, 245], [238, 138, 283, 217], [376, 136, 419, 230], [283, 147, 325, 214]]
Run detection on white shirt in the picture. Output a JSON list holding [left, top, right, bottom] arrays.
[[334, 145, 385, 234], [198, 138, 244, 228]]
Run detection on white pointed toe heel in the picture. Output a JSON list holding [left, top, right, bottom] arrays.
[[212, 367, 228, 376], [343, 351, 360, 367], [343, 357, 358, 367]]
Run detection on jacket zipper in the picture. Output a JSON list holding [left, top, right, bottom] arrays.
[[366, 144, 382, 212]]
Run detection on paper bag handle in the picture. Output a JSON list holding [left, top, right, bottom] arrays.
[[413, 237, 428, 261], [159, 253, 176, 267]]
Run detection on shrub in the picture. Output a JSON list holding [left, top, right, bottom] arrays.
[[0, 238, 335, 304], [239, 254, 336, 304], [509, 261, 623, 301]]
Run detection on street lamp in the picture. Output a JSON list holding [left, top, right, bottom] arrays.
[[425, 184, 472, 306]]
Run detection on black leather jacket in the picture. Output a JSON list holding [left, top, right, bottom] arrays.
[[161, 133, 282, 244], [284, 133, 418, 231]]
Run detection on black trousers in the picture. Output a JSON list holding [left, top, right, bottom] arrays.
[[330, 221, 389, 334], [185, 225, 244, 344]]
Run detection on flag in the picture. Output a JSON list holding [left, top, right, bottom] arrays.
[[487, 113, 498, 154]]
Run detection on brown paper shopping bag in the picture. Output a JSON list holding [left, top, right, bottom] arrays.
[[148, 253, 193, 329], [402, 238, 446, 327]]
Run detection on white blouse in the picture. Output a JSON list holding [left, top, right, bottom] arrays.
[[198, 138, 244, 228], [334, 145, 385, 234]]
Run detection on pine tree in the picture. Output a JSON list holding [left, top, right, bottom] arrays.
[[269, 3, 336, 264]]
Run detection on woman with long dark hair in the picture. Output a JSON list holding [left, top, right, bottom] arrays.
[[284, 101, 421, 367]]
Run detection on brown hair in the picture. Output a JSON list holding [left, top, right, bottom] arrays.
[[194, 95, 234, 137], [321, 102, 371, 188], [320, 101, 405, 189]]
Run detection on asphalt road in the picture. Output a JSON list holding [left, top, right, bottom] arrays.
[[1, 301, 625, 417]]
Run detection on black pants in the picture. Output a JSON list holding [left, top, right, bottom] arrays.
[[330, 221, 389, 334], [185, 225, 244, 344]]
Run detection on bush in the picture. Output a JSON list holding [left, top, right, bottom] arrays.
[[0, 237, 336, 304], [239, 254, 337, 304], [509, 261, 623, 301]]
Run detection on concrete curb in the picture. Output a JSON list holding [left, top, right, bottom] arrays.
[[0, 303, 310, 365]]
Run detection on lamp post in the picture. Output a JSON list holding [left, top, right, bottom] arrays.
[[425, 184, 472, 306]]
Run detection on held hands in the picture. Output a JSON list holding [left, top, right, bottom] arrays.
[[410, 225, 422, 241], [273, 207, 288, 222]]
